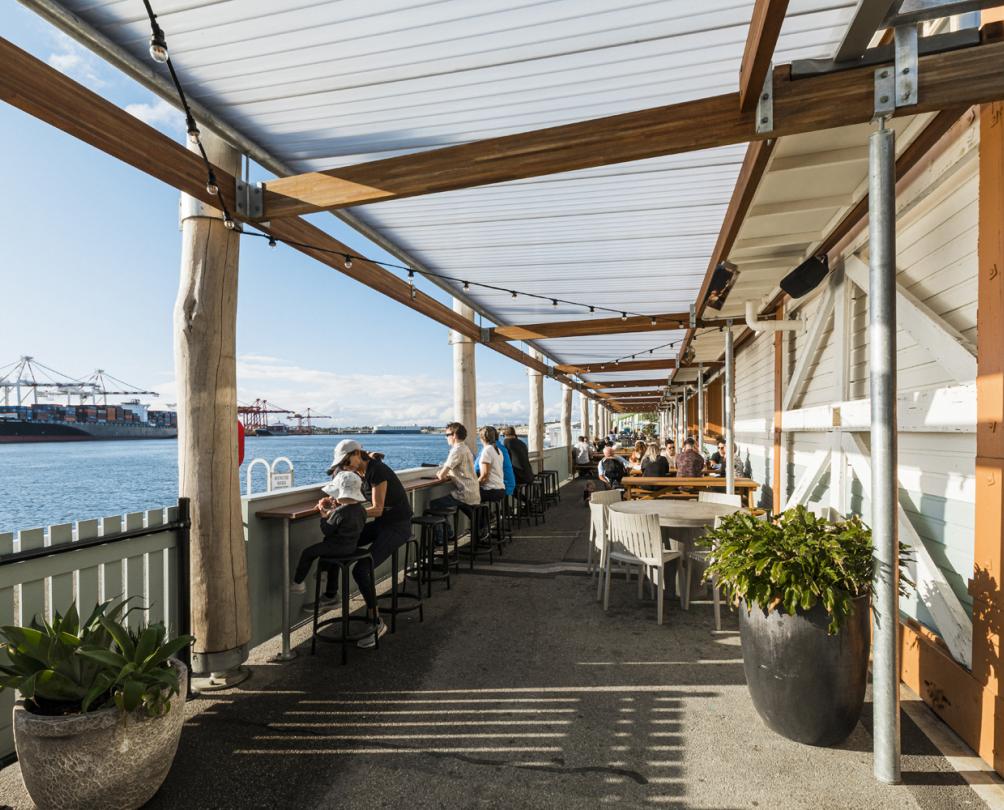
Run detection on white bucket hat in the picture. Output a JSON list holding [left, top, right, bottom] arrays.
[[322, 471, 366, 503], [326, 439, 362, 475]]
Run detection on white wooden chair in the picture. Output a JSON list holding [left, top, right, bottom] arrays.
[[604, 510, 681, 625], [697, 491, 743, 507], [587, 489, 622, 575]]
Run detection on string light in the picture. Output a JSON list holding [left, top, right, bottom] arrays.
[[464, 281, 470, 290], [551, 299, 558, 308], [650, 316, 657, 326], [267, 237, 277, 249], [511, 291, 518, 299], [621, 312, 627, 321], [345, 255, 353, 269]]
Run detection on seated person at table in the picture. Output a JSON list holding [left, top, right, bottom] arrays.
[[675, 437, 706, 478], [493, 427, 516, 497], [597, 446, 627, 489], [290, 471, 384, 644], [430, 422, 481, 543], [708, 436, 728, 474], [662, 438, 677, 471], [641, 441, 669, 478], [476, 425, 507, 503], [628, 440, 646, 472], [505, 426, 536, 486]]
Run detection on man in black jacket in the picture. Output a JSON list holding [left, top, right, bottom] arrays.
[[502, 426, 535, 485]]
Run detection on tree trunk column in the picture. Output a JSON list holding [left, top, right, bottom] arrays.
[[560, 384, 573, 470], [449, 300, 478, 453], [579, 393, 590, 441], [528, 350, 545, 471], [175, 130, 251, 677]]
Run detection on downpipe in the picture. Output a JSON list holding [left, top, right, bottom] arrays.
[[744, 300, 805, 334]]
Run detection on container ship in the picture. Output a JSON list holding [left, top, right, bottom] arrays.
[[0, 357, 177, 443]]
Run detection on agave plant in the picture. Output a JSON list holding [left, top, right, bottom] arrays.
[[698, 506, 913, 634], [0, 599, 193, 717]]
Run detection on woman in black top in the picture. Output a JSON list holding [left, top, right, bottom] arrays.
[[640, 442, 670, 478]]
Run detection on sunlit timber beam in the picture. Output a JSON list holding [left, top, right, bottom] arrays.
[[739, 0, 790, 113], [262, 32, 1004, 218], [584, 378, 668, 389], [489, 312, 689, 342], [0, 37, 604, 401], [562, 359, 723, 375]]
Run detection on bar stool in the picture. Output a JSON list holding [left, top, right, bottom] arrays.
[[527, 478, 546, 525], [427, 504, 461, 581], [458, 503, 495, 568], [541, 469, 561, 503], [376, 538, 424, 633], [408, 514, 447, 596], [311, 549, 378, 665], [487, 496, 511, 546]]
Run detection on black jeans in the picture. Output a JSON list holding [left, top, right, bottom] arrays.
[[429, 493, 474, 543]]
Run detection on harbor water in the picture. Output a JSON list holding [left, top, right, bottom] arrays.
[[0, 433, 450, 533]]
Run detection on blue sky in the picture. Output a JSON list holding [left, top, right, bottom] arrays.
[[0, 4, 570, 426]]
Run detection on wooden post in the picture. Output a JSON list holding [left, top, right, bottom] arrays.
[[528, 349, 545, 470], [560, 384, 573, 466], [773, 302, 784, 514], [580, 392, 590, 440], [450, 299, 478, 453], [972, 100, 1004, 768], [175, 130, 250, 676]]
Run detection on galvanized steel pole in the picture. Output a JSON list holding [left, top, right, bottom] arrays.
[[725, 323, 736, 495], [870, 120, 901, 785]]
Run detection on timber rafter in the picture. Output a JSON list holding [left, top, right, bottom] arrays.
[[489, 312, 688, 342]]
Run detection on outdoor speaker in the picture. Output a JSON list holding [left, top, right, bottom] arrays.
[[704, 260, 739, 310], [780, 254, 829, 298]]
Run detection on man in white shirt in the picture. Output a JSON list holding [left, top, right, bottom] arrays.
[[430, 422, 480, 543], [574, 435, 592, 470]]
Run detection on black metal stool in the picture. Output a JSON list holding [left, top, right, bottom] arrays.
[[486, 495, 511, 546], [376, 538, 424, 633], [409, 514, 448, 596], [527, 477, 546, 525], [458, 503, 494, 568], [311, 549, 378, 664], [541, 469, 560, 503], [427, 504, 461, 581]]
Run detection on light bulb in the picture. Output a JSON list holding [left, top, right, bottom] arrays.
[[223, 217, 236, 231], [551, 299, 558, 308], [268, 237, 277, 249], [463, 281, 470, 290], [621, 312, 627, 321], [206, 180, 219, 196], [511, 291, 517, 299], [407, 270, 415, 279], [149, 33, 169, 64], [589, 306, 595, 314], [345, 256, 353, 269], [650, 317, 657, 326]]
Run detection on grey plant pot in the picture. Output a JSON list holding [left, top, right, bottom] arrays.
[[13, 658, 187, 810]]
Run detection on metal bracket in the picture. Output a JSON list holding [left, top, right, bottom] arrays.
[[235, 179, 264, 219], [755, 62, 773, 135], [480, 326, 492, 344], [873, 66, 896, 119], [894, 25, 918, 107], [689, 303, 697, 329]]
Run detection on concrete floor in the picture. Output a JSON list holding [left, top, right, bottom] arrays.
[[0, 479, 997, 809]]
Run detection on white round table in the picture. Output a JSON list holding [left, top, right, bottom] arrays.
[[608, 500, 740, 528]]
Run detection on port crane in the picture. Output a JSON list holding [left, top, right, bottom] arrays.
[[0, 357, 159, 407], [287, 408, 331, 434], [236, 399, 293, 432]]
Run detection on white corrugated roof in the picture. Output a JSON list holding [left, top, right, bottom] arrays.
[[47, 0, 861, 399]]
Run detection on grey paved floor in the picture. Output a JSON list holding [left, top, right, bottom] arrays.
[[0, 480, 994, 809]]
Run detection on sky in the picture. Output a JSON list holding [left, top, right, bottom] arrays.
[[0, 4, 573, 427]]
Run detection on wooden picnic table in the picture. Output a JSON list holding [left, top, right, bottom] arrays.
[[621, 476, 759, 508]]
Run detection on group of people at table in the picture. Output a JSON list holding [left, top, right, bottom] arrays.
[[575, 435, 732, 489], [289, 423, 536, 648]]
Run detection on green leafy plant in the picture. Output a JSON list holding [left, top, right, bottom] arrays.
[[0, 599, 193, 717], [698, 506, 913, 633]]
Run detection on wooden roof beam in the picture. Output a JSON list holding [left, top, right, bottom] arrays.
[[584, 378, 668, 389], [489, 312, 688, 342], [262, 33, 1004, 219], [738, 0, 790, 113], [560, 359, 722, 375]]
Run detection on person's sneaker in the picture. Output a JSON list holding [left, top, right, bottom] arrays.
[[357, 619, 387, 649], [290, 581, 306, 595], [317, 593, 339, 609]]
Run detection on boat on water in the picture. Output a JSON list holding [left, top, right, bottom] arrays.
[[0, 358, 176, 443], [371, 425, 423, 434]]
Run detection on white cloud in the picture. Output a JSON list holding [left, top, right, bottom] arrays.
[[46, 34, 106, 91], [124, 98, 185, 133]]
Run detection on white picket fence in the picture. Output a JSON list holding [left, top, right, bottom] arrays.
[[0, 504, 185, 761]]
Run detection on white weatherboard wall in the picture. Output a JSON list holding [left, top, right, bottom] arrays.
[[733, 116, 979, 656]]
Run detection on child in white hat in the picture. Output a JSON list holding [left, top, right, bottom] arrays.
[[290, 470, 387, 647]]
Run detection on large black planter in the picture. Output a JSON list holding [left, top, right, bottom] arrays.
[[738, 594, 870, 746]]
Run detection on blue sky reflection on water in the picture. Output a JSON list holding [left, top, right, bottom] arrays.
[[0, 434, 450, 533]]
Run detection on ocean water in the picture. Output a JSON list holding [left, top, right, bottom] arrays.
[[0, 433, 451, 534]]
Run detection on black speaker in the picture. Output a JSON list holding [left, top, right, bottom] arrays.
[[780, 255, 829, 298]]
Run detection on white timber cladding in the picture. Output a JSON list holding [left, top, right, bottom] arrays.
[[730, 115, 980, 654]]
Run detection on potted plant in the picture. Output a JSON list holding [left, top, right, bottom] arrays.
[[0, 600, 193, 809], [700, 506, 911, 746]]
